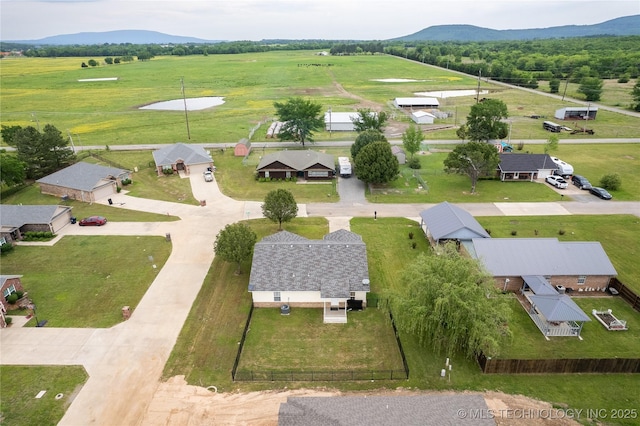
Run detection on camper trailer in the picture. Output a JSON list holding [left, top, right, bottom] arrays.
[[551, 156, 574, 177], [338, 157, 352, 178]]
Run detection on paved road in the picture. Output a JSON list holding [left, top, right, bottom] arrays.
[[1, 170, 639, 425]]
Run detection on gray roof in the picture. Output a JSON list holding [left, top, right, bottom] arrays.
[[152, 143, 212, 167], [522, 275, 558, 295], [529, 294, 591, 322], [256, 150, 335, 172], [471, 238, 617, 277], [420, 202, 490, 241], [0, 205, 71, 228], [279, 394, 494, 426], [498, 153, 557, 173], [36, 162, 129, 192], [1, 275, 23, 287], [248, 230, 370, 298]]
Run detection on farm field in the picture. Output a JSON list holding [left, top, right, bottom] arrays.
[[2, 52, 640, 148]]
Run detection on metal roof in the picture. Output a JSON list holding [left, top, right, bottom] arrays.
[[36, 162, 129, 192], [248, 230, 369, 298], [152, 143, 212, 167], [279, 394, 493, 426], [0, 205, 71, 228], [324, 112, 360, 123], [256, 150, 335, 171], [420, 202, 490, 242], [529, 294, 591, 322], [471, 238, 617, 277], [394, 97, 440, 106], [498, 153, 557, 173], [522, 275, 558, 295]]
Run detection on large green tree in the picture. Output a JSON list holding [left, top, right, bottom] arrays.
[[354, 141, 399, 185], [14, 124, 76, 179], [443, 141, 500, 194], [0, 151, 26, 187], [577, 77, 603, 102], [631, 80, 640, 112], [350, 129, 387, 159], [273, 97, 324, 147], [261, 189, 298, 230], [465, 99, 509, 142], [401, 124, 424, 159], [213, 223, 257, 275], [351, 108, 388, 133], [389, 244, 512, 359]]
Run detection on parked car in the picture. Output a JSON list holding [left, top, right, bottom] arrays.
[[589, 187, 612, 200], [545, 175, 568, 189], [79, 216, 107, 226], [203, 171, 213, 182], [571, 175, 592, 190]]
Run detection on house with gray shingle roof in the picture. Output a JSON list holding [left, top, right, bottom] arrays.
[[36, 162, 130, 202], [0, 205, 73, 243], [419, 202, 490, 245], [256, 150, 335, 180], [497, 153, 557, 182], [248, 230, 370, 323], [152, 143, 213, 176]]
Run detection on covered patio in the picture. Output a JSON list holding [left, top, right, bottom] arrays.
[[526, 294, 591, 339]]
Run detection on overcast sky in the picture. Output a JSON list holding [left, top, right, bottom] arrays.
[[1, 0, 639, 41]]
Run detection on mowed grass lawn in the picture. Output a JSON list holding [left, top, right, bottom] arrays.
[[0, 365, 88, 426], [2, 53, 639, 148], [1, 235, 171, 327]]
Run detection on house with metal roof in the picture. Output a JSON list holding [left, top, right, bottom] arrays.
[[152, 143, 213, 176], [0, 205, 73, 244], [497, 153, 557, 181], [419, 202, 490, 245], [248, 230, 370, 323], [279, 394, 493, 426], [37, 162, 130, 203], [256, 150, 335, 180]]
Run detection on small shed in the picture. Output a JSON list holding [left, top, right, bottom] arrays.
[[555, 107, 598, 121], [234, 139, 251, 157], [411, 110, 436, 124], [391, 146, 406, 164]]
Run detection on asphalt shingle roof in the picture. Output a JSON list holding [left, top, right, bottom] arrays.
[[278, 394, 494, 426], [0, 205, 70, 228], [248, 230, 369, 298], [256, 150, 334, 171], [420, 202, 490, 241], [36, 162, 128, 192], [498, 153, 557, 173], [152, 143, 212, 167]]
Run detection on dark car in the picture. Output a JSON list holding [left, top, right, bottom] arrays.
[[572, 174, 592, 190], [589, 187, 612, 200], [79, 216, 107, 226]]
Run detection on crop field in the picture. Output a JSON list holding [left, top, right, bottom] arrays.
[[2, 52, 639, 147]]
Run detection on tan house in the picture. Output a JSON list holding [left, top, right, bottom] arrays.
[[37, 162, 130, 202], [152, 143, 213, 176], [256, 150, 335, 180], [0, 205, 73, 244]]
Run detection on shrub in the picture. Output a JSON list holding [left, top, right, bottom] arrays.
[[407, 157, 421, 169], [558, 229, 566, 235], [121, 178, 132, 186], [484, 228, 492, 235], [15, 290, 24, 299], [511, 230, 517, 236], [408, 232, 414, 240], [1, 243, 14, 254], [116, 186, 122, 193], [618, 75, 630, 83], [411, 242, 417, 249], [162, 168, 174, 175], [5, 317, 12, 325], [600, 173, 621, 191], [6, 293, 19, 304]]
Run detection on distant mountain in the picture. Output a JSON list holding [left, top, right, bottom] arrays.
[[393, 15, 640, 42], [9, 30, 221, 45]]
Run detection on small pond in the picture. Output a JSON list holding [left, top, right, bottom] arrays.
[[139, 97, 225, 111]]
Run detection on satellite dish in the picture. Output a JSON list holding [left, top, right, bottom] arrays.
[[362, 279, 370, 285]]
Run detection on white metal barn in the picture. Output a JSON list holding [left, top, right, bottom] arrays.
[[411, 110, 436, 124], [393, 97, 439, 109], [325, 112, 360, 132]]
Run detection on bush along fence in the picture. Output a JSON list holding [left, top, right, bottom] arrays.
[[477, 352, 640, 374], [231, 300, 410, 382]]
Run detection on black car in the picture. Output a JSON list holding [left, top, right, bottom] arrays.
[[589, 187, 612, 200], [572, 174, 592, 190]]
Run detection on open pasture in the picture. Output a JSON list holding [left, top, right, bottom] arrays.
[[3, 52, 639, 147]]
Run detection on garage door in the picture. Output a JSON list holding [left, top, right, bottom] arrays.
[[92, 182, 116, 201]]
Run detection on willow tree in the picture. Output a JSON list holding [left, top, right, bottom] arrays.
[[389, 244, 512, 359]]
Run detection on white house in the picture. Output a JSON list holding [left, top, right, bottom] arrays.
[[411, 110, 436, 124], [248, 230, 370, 323]]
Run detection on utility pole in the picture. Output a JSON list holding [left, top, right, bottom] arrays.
[[562, 77, 569, 101], [476, 69, 482, 103], [181, 77, 191, 140]]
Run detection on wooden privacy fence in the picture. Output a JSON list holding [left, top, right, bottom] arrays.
[[609, 278, 640, 312], [477, 353, 640, 374]]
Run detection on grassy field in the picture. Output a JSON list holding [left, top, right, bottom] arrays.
[[163, 217, 640, 423], [0, 365, 88, 426], [0, 235, 171, 327], [2, 53, 639, 147]]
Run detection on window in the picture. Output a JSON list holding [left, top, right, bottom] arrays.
[[273, 291, 281, 302], [264, 171, 270, 178], [577, 276, 586, 285], [350, 292, 356, 300], [3, 284, 16, 298], [286, 171, 291, 178]]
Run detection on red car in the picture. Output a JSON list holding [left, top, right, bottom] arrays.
[[79, 216, 107, 226]]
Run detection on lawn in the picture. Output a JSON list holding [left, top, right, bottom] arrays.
[[1, 184, 179, 223], [237, 307, 405, 375], [0, 235, 171, 327], [2, 54, 639, 147], [0, 365, 88, 426]]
